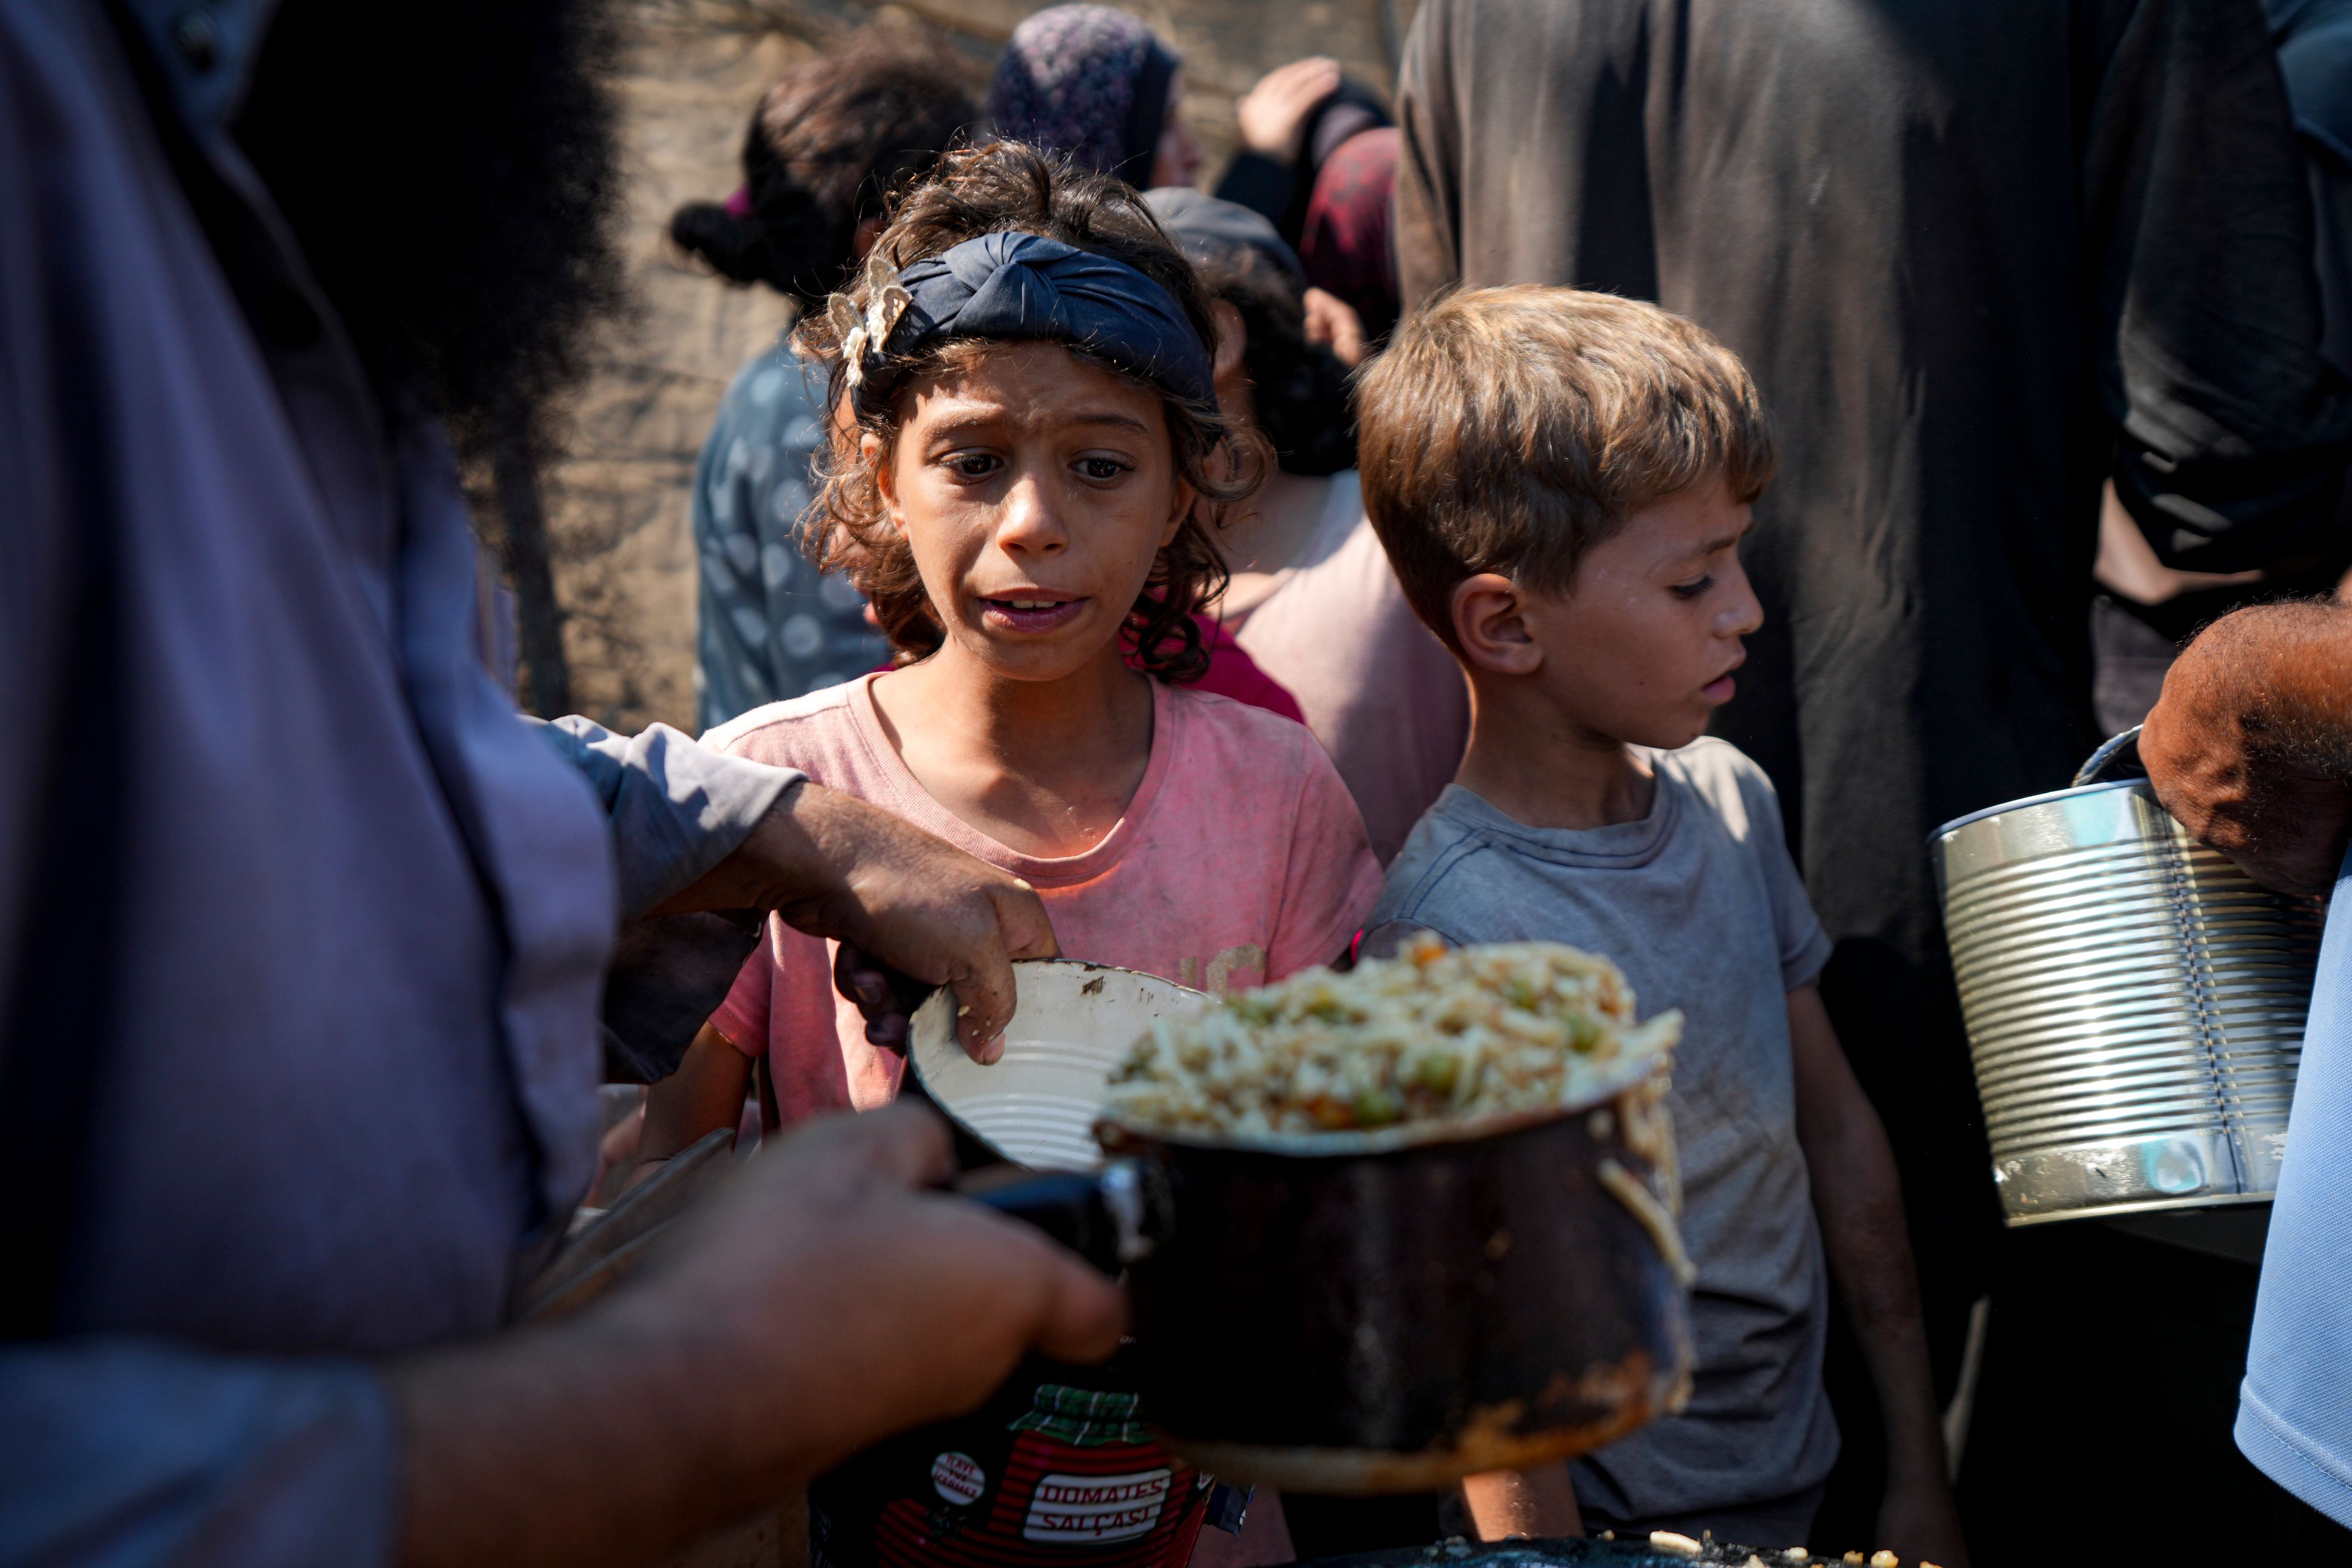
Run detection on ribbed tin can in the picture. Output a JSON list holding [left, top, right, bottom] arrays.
[[1933, 777, 2323, 1224]]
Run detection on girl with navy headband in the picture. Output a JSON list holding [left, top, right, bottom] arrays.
[[631, 141, 1384, 1568]]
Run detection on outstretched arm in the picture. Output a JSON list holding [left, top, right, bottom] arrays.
[[394, 1102, 1125, 1568], [633, 1022, 755, 1174], [656, 779, 1058, 1061], [537, 719, 1058, 1061], [1, 1105, 1119, 1568], [1789, 982, 1967, 1568]]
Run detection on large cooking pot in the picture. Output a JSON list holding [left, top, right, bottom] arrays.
[[1932, 728, 2324, 1224], [911, 962, 1695, 1495]]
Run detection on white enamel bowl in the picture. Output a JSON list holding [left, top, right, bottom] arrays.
[[908, 959, 1215, 1171]]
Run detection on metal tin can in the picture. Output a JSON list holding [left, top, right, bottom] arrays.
[[1933, 775, 2322, 1224]]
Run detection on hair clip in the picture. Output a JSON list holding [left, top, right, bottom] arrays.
[[867, 282, 913, 349], [824, 293, 868, 388], [829, 279, 913, 391]]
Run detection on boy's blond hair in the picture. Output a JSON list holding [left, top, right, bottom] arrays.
[[1357, 287, 1774, 649]]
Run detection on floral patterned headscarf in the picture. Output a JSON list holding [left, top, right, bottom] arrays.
[[986, 6, 1179, 186]]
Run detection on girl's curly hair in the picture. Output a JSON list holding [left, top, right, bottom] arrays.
[[796, 140, 1264, 682]]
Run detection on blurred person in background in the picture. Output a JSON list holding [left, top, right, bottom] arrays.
[[981, 9, 1333, 729], [987, 21, 1377, 365], [672, 39, 977, 731], [0, 1, 1126, 1562], [1147, 189, 1468, 865], [2090, 0, 2352, 736], [1392, 0, 2352, 1552], [985, 4, 1202, 190], [1217, 57, 1401, 342], [1295, 124, 1401, 345], [1215, 57, 1379, 249]]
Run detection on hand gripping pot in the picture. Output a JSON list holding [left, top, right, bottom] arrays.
[[1931, 728, 2325, 1224], [911, 960, 1695, 1495]]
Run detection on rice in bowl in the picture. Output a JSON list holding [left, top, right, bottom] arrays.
[[1100, 936, 1681, 1141]]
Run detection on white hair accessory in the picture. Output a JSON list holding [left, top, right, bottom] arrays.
[[832, 264, 914, 391]]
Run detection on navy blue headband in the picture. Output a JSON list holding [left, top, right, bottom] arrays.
[[844, 230, 1216, 408]]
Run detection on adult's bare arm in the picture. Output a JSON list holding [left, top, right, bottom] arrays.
[[393, 1102, 1125, 1568], [2140, 601, 2352, 898], [654, 782, 1058, 1060], [1788, 983, 1967, 1568]]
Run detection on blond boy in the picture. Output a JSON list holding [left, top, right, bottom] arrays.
[[1357, 289, 1964, 1563]]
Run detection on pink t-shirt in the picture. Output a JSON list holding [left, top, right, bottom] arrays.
[[1225, 472, 1471, 865], [703, 673, 1384, 1124], [1172, 614, 1305, 724]]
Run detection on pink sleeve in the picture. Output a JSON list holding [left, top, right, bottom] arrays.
[[1264, 734, 1387, 980], [710, 924, 777, 1058]]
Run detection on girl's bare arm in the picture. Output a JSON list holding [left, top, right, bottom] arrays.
[[635, 1023, 756, 1174]]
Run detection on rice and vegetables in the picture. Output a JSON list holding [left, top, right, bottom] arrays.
[[1101, 935, 1683, 1139]]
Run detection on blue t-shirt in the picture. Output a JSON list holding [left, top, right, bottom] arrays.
[[2237, 843, 2352, 1525]]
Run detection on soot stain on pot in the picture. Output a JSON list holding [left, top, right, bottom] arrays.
[[1114, 1097, 1694, 1485], [1163, 1357, 1679, 1493]]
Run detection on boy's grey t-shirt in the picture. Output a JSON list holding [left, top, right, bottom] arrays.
[[1371, 737, 1839, 1523]]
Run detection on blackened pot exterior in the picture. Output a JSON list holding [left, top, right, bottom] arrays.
[[1101, 1106, 1694, 1493]]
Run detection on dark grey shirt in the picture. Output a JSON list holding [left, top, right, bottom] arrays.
[[1373, 741, 1838, 1521], [0, 3, 797, 1562]]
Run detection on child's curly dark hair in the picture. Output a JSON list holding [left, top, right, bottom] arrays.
[[796, 140, 1264, 682]]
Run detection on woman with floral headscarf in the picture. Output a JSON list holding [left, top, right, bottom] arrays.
[[986, 4, 1204, 189]]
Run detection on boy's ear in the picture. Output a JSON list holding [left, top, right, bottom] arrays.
[[1452, 573, 1544, 677]]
